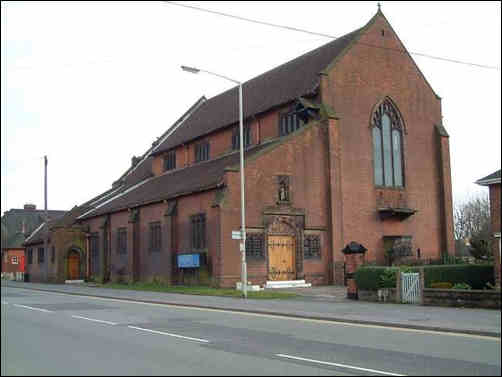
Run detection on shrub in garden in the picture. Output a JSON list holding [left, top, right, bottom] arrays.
[[452, 282, 472, 290], [430, 282, 453, 289]]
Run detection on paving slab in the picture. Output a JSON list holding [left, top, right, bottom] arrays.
[[2, 280, 500, 338]]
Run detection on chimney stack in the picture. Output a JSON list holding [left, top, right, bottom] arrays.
[[131, 156, 140, 167]]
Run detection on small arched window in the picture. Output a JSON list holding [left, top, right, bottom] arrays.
[[372, 99, 404, 187]]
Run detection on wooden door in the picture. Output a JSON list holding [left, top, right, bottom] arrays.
[[68, 252, 80, 280], [268, 235, 295, 281]]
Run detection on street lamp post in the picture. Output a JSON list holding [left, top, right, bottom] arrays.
[[181, 66, 248, 299]]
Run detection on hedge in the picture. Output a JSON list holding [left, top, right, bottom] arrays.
[[423, 264, 494, 289], [354, 265, 494, 291], [354, 267, 402, 290]]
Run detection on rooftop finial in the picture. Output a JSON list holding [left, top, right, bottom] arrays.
[[377, 2, 381, 11]]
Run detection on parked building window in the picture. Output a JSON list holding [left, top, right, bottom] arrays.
[[90, 232, 100, 275], [279, 111, 304, 136], [163, 150, 176, 171], [232, 126, 251, 150], [117, 228, 127, 254], [195, 142, 210, 162], [149, 222, 162, 252], [12, 256, 19, 264], [246, 234, 264, 259], [372, 99, 404, 187], [27, 248, 33, 264], [38, 247, 45, 264], [51, 246, 55, 263], [304, 235, 321, 259], [191, 214, 206, 250]]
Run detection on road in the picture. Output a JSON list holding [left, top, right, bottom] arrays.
[[1, 286, 500, 376]]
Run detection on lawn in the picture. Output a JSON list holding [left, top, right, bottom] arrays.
[[90, 282, 298, 299]]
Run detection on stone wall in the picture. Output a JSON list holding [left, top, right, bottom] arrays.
[[358, 288, 398, 303], [423, 289, 500, 309]]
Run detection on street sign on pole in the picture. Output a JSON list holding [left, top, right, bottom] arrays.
[[232, 230, 242, 240]]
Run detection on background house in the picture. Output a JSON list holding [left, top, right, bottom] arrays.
[[1, 204, 66, 280], [476, 169, 501, 287]]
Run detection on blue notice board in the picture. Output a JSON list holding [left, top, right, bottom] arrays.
[[177, 253, 200, 268]]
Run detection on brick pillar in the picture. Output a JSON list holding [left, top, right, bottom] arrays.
[[342, 242, 367, 300], [435, 124, 455, 256], [321, 99, 344, 286], [164, 200, 177, 285]]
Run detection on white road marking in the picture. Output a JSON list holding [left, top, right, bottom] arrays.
[[276, 354, 406, 376], [71, 315, 117, 325], [13, 304, 52, 313], [6, 287, 500, 341], [128, 325, 210, 343]]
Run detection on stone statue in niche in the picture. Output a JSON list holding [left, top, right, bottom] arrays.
[[277, 176, 290, 203]]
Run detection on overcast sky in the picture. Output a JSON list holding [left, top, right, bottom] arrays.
[[2, 1, 501, 216]]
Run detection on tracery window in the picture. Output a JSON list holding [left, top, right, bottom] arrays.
[[232, 126, 251, 150], [245, 233, 264, 259], [304, 235, 321, 259], [191, 214, 206, 250], [163, 151, 176, 171], [372, 99, 404, 187], [117, 228, 127, 255], [149, 222, 162, 252]]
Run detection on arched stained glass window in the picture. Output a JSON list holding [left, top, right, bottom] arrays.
[[372, 99, 404, 187]]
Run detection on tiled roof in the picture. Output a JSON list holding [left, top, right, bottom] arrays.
[[113, 96, 207, 187], [152, 27, 361, 155], [80, 140, 281, 220], [122, 156, 154, 186], [476, 169, 501, 186]]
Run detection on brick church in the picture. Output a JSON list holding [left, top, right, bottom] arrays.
[[25, 8, 454, 286]]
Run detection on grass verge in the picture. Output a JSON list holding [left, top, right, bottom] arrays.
[[90, 282, 298, 299]]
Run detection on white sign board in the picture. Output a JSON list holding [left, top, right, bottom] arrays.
[[232, 231, 242, 240]]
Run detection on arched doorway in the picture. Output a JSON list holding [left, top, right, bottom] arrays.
[[266, 216, 298, 281], [67, 250, 81, 280], [268, 235, 296, 281]]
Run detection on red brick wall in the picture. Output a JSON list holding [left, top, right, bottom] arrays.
[[86, 215, 106, 279], [175, 190, 220, 284], [490, 184, 501, 286], [109, 210, 131, 282], [322, 12, 450, 267], [152, 107, 282, 177], [24, 244, 45, 282], [490, 184, 501, 235], [137, 202, 171, 283], [219, 123, 330, 287], [2, 249, 24, 273]]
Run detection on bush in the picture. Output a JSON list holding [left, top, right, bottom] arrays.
[[430, 282, 453, 289], [424, 264, 494, 289], [379, 268, 398, 288], [452, 282, 472, 290], [355, 266, 408, 290]]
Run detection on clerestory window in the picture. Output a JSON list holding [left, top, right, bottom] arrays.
[[372, 99, 404, 188]]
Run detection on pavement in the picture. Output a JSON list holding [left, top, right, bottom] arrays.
[[2, 280, 500, 338]]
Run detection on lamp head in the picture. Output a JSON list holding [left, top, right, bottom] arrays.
[[181, 65, 200, 74]]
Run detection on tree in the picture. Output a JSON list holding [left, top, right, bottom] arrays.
[[453, 193, 492, 260]]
